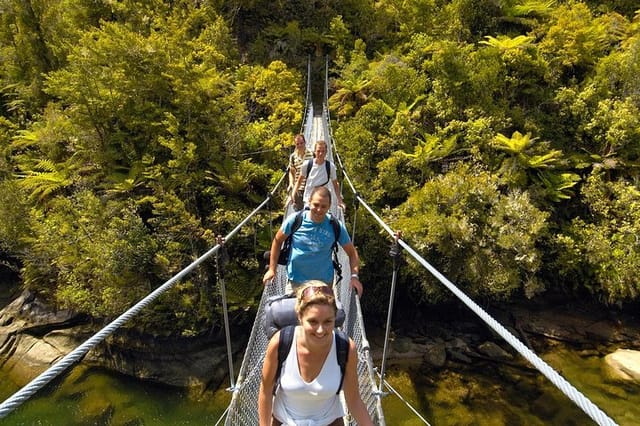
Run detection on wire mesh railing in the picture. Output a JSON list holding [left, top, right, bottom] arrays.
[[224, 97, 384, 424]]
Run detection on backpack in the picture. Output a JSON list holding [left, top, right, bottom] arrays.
[[263, 293, 345, 339], [277, 211, 343, 284], [304, 159, 332, 187], [273, 325, 349, 395]]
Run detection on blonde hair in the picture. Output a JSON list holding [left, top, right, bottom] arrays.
[[295, 280, 337, 317]]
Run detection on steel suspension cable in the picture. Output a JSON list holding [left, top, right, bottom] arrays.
[[375, 371, 431, 426], [330, 159, 617, 426], [325, 84, 615, 423], [377, 235, 402, 396], [301, 56, 312, 135], [215, 236, 235, 391], [397, 237, 617, 426], [0, 173, 287, 420]]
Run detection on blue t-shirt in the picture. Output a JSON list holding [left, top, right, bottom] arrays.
[[281, 211, 351, 285]]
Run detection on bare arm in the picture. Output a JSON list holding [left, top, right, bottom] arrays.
[[259, 333, 280, 426], [342, 242, 362, 296], [291, 173, 304, 204], [288, 165, 295, 191], [342, 339, 374, 425], [263, 229, 288, 285]]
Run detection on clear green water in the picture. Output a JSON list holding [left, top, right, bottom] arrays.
[[0, 366, 230, 425], [1, 344, 638, 425], [380, 344, 640, 425]]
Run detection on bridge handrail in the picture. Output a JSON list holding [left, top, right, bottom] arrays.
[[330, 139, 618, 426]]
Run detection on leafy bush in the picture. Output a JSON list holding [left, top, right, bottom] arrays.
[[395, 163, 549, 301], [554, 171, 640, 303]]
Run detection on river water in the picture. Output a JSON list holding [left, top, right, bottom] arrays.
[[1, 341, 638, 425]]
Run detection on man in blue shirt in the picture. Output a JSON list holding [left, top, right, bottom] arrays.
[[263, 186, 363, 296]]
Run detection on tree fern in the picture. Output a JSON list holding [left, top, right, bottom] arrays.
[[16, 159, 72, 203], [480, 35, 534, 50]]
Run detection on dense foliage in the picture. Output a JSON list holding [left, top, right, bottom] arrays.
[[1, 0, 639, 335]]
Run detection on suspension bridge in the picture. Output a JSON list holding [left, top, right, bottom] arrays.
[[0, 59, 619, 426]]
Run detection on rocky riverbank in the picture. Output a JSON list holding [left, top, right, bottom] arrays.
[[2, 289, 640, 397], [0, 291, 244, 393], [368, 297, 640, 385]]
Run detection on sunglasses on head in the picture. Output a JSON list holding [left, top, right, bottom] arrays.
[[301, 285, 334, 300]]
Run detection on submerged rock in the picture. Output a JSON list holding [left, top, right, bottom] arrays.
[[477, 341, 513, 361], [423, 342, 447, 368]]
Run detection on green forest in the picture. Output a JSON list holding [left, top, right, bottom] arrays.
[[1, 0, 639, 336]]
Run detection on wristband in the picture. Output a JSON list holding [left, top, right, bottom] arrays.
[[351, 273, 359, 279]]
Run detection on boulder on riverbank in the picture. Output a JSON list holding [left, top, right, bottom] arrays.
[[603, 349, 640, 384]]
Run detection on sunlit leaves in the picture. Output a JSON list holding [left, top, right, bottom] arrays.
[[555, 172, 640, 302], [491, 131, 580, 202], [235, 61, 302, 150], [507, 0, 556, 18], [21, 191, 158, 316], [480, 35, 534, 51], [395, 164, 549, 301], [539, 3, 627, 81], [329, 73, 372, 118], [401, 133, 459, 170], [16, 158, 72, 203]]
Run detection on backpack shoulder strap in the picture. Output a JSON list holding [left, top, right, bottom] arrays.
[[328, 215, 341, 243], [274, 325, 296, 395], [277, 211, 305, 266], [328, 215, 343, 284], [291, 210, 304, 234], [335, 330, 350, 394], [305, 159, 313, 177], [317, 160, 332, 186]]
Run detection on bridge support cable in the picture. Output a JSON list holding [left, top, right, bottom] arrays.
[[396, 238, 617, 426], [215, 235, 236, 391], [0, 173, 287, 421], [300, 56, 312, 135], [377, 234, 403, 396], [375, 371, 431, 426], [330, 154, 618, 426]]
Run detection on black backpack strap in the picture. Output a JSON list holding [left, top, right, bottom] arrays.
[[274, 325, 296, 395], [305, 159, 313, 178], [335, 330, 350, 394], [277, 211, 305, 265], [292, 210, 304, 233], [320, 160, 331, 186], [328, 215, 342, 285]]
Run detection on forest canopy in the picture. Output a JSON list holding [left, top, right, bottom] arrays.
[[1, 0, 639, 335]]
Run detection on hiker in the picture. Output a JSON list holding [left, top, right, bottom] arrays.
[[291, 140, 345, 210], [262, 186, 363, 296], [287, 134, 313, 211], [258, 282, 374, 426]]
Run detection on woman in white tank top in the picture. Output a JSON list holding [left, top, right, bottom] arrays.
[[258, 281, 373, 426]]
